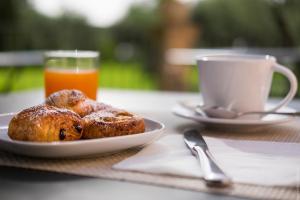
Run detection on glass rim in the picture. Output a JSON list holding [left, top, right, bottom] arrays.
[[44, 50, 99, 58]]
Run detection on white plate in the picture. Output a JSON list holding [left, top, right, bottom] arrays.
[[172, 101, 296, 129], [0, 113, 165, 158]]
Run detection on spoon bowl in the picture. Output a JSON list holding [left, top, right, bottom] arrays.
[[196, 106, 238, 119]]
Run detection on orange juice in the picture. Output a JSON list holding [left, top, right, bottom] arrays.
[[44, 68, 98, 99]]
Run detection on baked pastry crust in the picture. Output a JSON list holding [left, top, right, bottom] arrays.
[[82, 109, 145, 139], [8, 105, 83, 142], [45, 89, 110, 117], [9, 89, 146, 142]]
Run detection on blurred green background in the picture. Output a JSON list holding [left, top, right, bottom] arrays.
[[1, 0, 300, 96]]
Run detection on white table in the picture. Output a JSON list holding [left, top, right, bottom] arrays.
[[1, 89, 298, 200]]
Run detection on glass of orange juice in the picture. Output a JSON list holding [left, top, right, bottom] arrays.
[[44, 50, 99, 100]]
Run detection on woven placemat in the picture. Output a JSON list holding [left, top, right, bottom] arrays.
[[1, 120, 300, 200]]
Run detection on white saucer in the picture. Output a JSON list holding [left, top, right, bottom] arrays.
[[0, 113, 165, 158], [172, 101, 296, 128]]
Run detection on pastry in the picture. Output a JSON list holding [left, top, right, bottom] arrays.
[[9, 89, 145, 142], [45, 89, 110, 117], [82, 109, 145, 139], [8, 104, 83, 142]]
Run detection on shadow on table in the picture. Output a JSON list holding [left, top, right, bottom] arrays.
[[0, 166, 89, 182], [174, 122, 300, 143]]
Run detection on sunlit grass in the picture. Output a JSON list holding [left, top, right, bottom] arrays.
[[0, 62, 159, 93], [100, 62, 159, 90], [0, 62, 289, 96], [0, 67, 44, 91]]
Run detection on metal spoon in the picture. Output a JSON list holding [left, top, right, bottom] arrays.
[[178, 101, 299, 119], [196, 105, 300, 119]]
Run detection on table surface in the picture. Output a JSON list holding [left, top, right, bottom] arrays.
[[1, 89, 299, 200]]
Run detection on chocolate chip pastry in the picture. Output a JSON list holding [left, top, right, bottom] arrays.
[[45, 89, 145, 139], [8, 104, 83, 142], [8, 89, 145, 142]]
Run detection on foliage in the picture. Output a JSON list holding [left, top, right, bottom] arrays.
[[192, 0, 300, 47], [2, 0, 300, 51], [0, 0, 300, 95], [111, 4, 160, 70], [0, 0, 103, 51], [275, 0, 300, 46]]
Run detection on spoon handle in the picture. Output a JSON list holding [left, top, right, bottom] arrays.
[[245, 111, 300, 117]]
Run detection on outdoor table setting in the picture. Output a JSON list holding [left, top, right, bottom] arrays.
[[0, 52, 300, 200]]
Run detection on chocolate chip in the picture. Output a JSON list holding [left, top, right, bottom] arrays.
[[59, 129, 66, 140], [74, 124, 82, 133]]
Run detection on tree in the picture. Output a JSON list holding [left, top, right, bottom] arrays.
[[111, 4, 160, 70], [191, 0, 296, 47]]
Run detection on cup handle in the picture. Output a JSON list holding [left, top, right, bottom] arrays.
[[266, 63, 298, 112]]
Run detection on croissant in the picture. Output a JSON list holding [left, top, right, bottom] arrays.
[[45, 89, 110, 117]]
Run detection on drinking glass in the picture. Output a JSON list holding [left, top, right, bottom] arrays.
[[44, 50, 99, 100]]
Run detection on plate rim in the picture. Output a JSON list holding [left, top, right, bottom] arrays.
[[172, 102, 296, 126], [0, 114, 165, 147]]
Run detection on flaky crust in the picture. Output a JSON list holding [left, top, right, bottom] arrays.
[[9, 90, 146, 142], [82, 109, 145, 139], [8, 105, 83, 142], [45, 89, 111, 117]]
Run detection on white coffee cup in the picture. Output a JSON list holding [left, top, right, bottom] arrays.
[[197, 54, 298, 114]]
